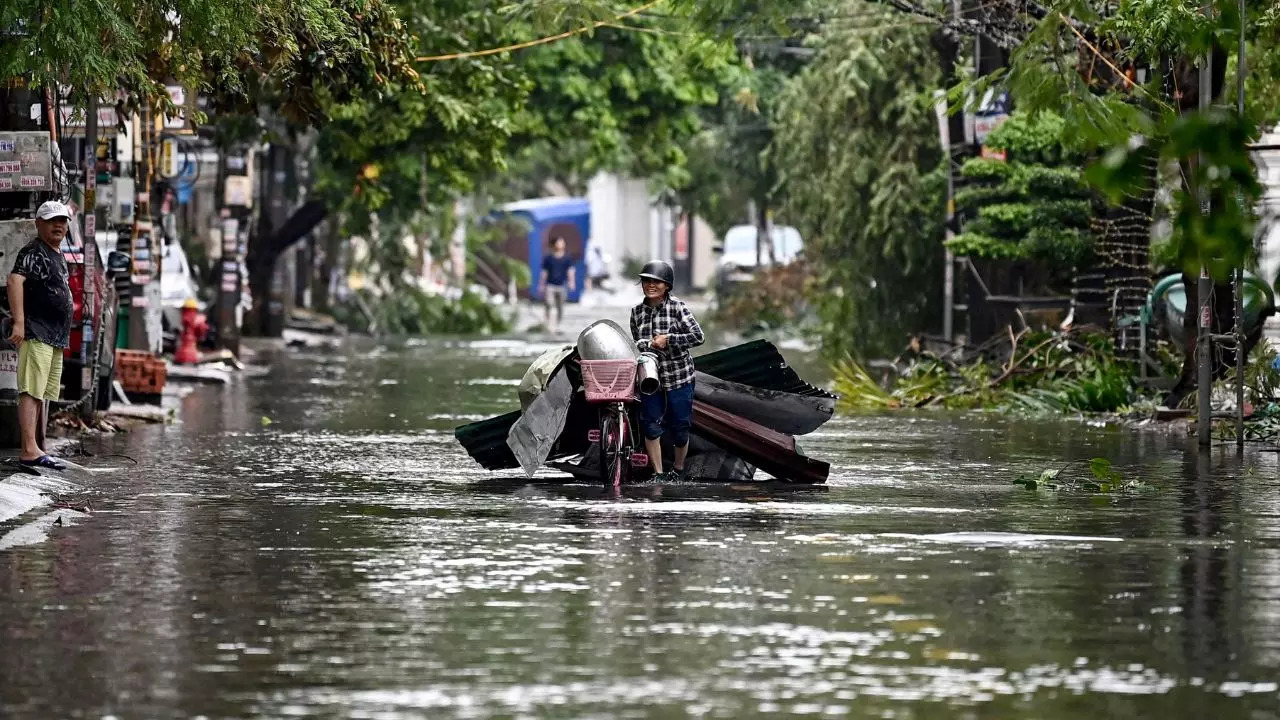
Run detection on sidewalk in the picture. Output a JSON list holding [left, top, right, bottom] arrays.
[[0, 436, 83, 526], [513, 288, 712, 338], [0, 355, 241, 542]]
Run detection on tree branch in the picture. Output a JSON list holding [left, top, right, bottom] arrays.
[[267, 200, 328, 258], [870, 0, 1027, 48]]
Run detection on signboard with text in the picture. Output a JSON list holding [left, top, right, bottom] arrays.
[[0, 132, 51, 193]]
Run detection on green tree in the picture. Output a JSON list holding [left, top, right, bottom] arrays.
[[0, 0, 416, 124], [948, 112, 1093, 290], [870, 0, 1280, 400], [310, 2, 744, 316], [675, 51, 803, 240], [289, 1, 759, 335], [771, 2, 945, 359]]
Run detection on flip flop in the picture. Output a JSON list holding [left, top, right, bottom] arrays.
[[19, 455, 66, 472]]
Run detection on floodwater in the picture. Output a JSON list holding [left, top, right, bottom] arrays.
[[3, 333, 1280, 719]]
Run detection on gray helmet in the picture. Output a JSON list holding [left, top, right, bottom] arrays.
[[637, 260, 674, 287]]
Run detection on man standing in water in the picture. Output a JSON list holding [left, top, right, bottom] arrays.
[[630, 260, 704, 481], [6, 201, 75, 471], [538, 236, 576, 334]]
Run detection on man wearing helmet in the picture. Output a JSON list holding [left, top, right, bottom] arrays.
[[630, 260, 704, 481]]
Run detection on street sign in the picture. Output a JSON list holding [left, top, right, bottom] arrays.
[[160, 138, 180, 178], [980, 146, 1007, 162], [163, 85, 194, 133], [972, 89, 1011, 146], [224, 175, 252, 207]]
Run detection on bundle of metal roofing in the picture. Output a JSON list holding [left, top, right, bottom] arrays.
[[454, 338, 836, 482]]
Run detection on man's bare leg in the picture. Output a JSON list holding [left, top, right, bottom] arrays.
[[18, 393, 42, 461], [645, 437, 664, 475]]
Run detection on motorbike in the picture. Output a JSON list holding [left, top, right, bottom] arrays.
[[576, 320, 659, 485]]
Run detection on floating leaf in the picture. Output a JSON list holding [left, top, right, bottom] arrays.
[[890, 619, 937, 633]]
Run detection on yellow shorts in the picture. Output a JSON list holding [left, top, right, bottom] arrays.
[[18, 339, 64, 401]]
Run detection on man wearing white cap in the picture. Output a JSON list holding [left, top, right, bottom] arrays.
[[5, 200, 75, 470]]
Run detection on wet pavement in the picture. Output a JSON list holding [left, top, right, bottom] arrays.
[[2, 331, 1280, 718]]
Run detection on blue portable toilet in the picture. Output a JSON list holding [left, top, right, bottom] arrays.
[[496, 197, 591, 303]]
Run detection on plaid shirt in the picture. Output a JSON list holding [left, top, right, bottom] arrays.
[[630, 295, 704, 390]]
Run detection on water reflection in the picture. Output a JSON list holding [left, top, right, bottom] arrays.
[[0, 336, 1279, 717]]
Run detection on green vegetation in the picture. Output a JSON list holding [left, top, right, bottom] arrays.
[[948, 112, 1093, 286], [338, 288, 511, 336], [1013, 457, 1153, 494], [0, 0, 417, 124], [17, 0, 1280, 350], [770, 3, 945, 359], [833, 330, 1140, 414], [713, 261, 815, 333]]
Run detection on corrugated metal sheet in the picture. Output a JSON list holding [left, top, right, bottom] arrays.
[[453, 339, 836, 471], [454, 409, 522, 470], [693, 339, 835, 399]]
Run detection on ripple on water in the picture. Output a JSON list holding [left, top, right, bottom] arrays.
[[5, 342, 1278, 720]]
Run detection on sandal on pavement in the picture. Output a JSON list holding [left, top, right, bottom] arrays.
[[19, 455, 66, 471]]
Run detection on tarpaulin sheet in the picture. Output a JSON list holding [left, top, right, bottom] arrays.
[[507, 368, 576, 477], [517, 345, 575, 413]]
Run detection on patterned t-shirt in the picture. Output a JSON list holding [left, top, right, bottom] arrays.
[[10, 239, 73, 349]]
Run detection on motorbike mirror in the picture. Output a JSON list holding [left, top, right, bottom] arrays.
[[106, 251, 131, 276]]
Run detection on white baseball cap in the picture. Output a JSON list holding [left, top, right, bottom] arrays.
[[36, 200, 71, 221]]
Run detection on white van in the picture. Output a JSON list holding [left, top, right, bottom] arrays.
[[715, 224, 804, 290]]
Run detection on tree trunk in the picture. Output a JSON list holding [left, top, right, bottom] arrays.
[[755, 200, 774, 266], [313, 220, 338, 313]]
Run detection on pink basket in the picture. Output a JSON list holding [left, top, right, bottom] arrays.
[[581, 359, 637, 402]]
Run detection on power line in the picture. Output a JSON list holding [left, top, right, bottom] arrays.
[[415, 0, 663, 62]]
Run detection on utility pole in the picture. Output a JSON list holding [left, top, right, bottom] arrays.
[[937, 88, 955, 344], [937, 0, 965, 346], [1195, 1, 1214, 447], [127, 103, 161, 354], [216, 146, 251, 356], [1233, 0, 1246, 448], [78, 93, 98, 420]]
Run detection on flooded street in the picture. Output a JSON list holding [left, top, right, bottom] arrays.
[[3, 335, 1280, 718]]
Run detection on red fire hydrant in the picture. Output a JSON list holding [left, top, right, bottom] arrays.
[[175, 298, 206, 365]]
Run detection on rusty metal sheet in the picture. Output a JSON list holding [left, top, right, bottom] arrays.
[[691, 401, 830, 485]]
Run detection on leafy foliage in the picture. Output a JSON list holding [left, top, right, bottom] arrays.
[[1087, 108, 1263, 280], [834, 330, 1142, 414], [0, 0, 418, 125], [1013, 457, 1152, 493], [714, 260, 816, 332], [953, 1, 1272, 283], [770, 2, 945, 359], [510, 22, 740, 192], [309, 0, 746, 322], [338, 287, 511, 335], [947, 112, 1093, 282]]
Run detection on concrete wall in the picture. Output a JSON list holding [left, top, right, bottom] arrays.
[[586, 172, 719, 290], [1255, 127, 1280, 335], [690, 215, 719, 291], [586, 172, 653, 278]]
